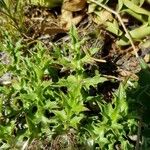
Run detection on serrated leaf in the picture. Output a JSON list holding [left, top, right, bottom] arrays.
[[83, 75, 107, 89], [70, 115, 83, 129], [44, 101, 58, 109], [54, 110, 67, 122], [69, 25, 79, 45], [25, 115, 39, 138]]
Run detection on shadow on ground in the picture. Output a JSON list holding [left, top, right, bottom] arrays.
[[126, 59, 150, 149]]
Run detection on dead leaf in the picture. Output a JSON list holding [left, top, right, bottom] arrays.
[[92, 10, 113, 25], [60, 0, 86, 30], [61, 9, 84, 29], [62, 0, 86, 12], [144, 54, 150, 63], [41, 22, 66, 35], [119, 70, 139, 80]]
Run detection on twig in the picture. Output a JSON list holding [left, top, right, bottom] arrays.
[[88, 0, 139, 58], [21, 139, 29, 150], [102, 75, 121, 81], [91, 57, 106, 63]]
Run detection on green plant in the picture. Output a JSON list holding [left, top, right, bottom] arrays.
[[126, 59, 150, 149], [0, 0, 26, 37], [88, 0, 150, 46], [85, 84, 137, 149], [1, 22, 147, 149], [0, 27, 109, 149]]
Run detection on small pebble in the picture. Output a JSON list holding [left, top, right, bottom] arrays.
[[0, 72, 12, 85]]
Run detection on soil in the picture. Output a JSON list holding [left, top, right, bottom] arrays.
[[23, 5, 145, 76]]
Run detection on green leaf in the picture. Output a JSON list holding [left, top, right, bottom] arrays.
[[0, 121, 15, 138], [123, 9, 148, 23], [117, 0, 124, 11], [117, 25, 150, 45], [88, 3, 97, 13], [106, 20, 123, 36], [70, 115, 84, 129], [0, 0, 8, 10], [83, 75, 107, 89], [131, 0, 145, 6], [123, 0, 150, 15], [139, 58, 149, 70], [44, 101, 58, 109], [116, 36, 130, 46], [25, 115, 39, 138], [129, 25, 150, 39], [54, 110, 67, 122], [69, 25, 79, 45], [114, 84, 127, 114], [139, 0, 145, 6], [71, 102, 86, 114]]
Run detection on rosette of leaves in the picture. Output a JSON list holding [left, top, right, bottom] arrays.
[[0, 26, 107, 149], [86, 84, 137, 149]]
